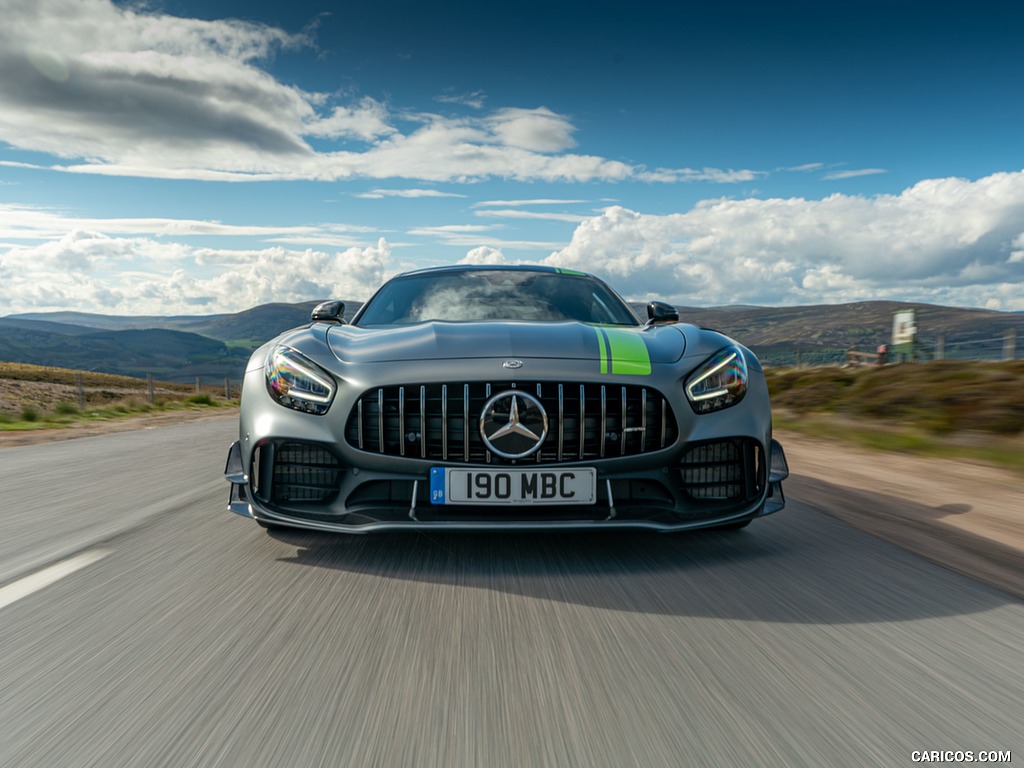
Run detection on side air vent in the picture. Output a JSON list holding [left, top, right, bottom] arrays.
[[679, 439, 764, 502], [252, 440, 343, 506]]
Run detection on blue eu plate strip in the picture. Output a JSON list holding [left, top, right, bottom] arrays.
[[430, 468, 446, 505]]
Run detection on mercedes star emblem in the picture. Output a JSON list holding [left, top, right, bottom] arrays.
[[479, 391, 549, 459]]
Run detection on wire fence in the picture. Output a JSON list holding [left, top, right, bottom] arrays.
[[932, 332, 1018, 361], [844, 329, 1018, 367]]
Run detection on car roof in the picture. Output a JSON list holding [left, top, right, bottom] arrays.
[[393, 264, 597, 280]]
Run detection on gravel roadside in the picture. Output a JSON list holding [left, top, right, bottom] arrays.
[[777, 429, 1023, 600]]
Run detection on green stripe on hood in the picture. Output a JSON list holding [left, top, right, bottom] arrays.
[[596, 327, 652, 375]]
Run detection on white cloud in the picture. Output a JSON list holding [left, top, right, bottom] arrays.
[[407, 224, 494, 236], [1009, 234, 1024, 264], [822, 168, 888, 180], [485, 108, 576, 153], [5, 166, 1024, 314], [473, 199, 589, 208], [0, 234, 395, 314], [406, 224, 561, 251], [0, 204, 376, 241], [636, 167, 763, 183], [781, 163, 826, 173], [354, 189, 467, 200], [0, 2, 768, 186], [460, 247, 507, 265], [435, 90, 486, 109], [304, 98, 396, 141], [474, 209, 590, 223], [545, 171, 1024, 310]]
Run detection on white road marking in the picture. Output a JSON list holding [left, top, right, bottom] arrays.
[[0, 550, 111, 611]]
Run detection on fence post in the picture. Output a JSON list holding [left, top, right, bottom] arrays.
[[147, 373, 154, 405], [76, 373, 85, 411], [224, 377, 231, 400], [195, 376, 201, 394], [935, 334, 944, 361], [1004, 329, 1017, 361]]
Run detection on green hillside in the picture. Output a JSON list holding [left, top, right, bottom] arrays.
[[2, 298, 1020, 382]]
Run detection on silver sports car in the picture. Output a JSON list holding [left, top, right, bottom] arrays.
[[224, 265, 788, 533]]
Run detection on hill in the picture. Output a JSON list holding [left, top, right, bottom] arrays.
[[0, 322, 251, 382], [669, 301, 1021, 365], [3, 298, 1020, 380]]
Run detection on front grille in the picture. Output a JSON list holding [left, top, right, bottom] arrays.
[[679, 439, 763, 502], [253, 440, 343, 505], [345, 381, 677, 464]]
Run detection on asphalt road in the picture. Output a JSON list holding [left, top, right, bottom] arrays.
[[0, 417, 1020, 767]]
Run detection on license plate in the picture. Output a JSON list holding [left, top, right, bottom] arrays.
[[430, 467, 596, 505]]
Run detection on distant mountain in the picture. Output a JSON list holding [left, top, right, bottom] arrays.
[[0, 317, 103, 336], [4, 310, 231, 333], [2, 298, 1020, 379], [0, 322, 251, 382], [1, 301, 364, 382], [9, 300, 363, 342]]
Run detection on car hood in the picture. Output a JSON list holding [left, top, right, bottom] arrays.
[[327, 321, 686, 368]]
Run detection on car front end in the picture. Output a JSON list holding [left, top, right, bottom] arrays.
[[224, 271, 787, 533]]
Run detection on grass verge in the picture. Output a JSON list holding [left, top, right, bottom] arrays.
[[0, 362, 237, 431], [767, 360, 1024, 475]]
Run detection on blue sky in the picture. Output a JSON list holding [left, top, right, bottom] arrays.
[[2, 0, 1023, 314]]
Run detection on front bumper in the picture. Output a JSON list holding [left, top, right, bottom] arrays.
[[224, 438, 788, 534]]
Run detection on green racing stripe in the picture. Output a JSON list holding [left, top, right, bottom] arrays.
[[595, 327, 652, 375]]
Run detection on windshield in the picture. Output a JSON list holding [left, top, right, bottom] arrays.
[[354, 270, 639, 326]]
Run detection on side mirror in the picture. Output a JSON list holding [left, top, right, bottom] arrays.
[[646, 301, 679, 325], [311, 300, 346, 324]]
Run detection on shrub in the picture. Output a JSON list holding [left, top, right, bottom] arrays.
[[20, 407, 39, 422]]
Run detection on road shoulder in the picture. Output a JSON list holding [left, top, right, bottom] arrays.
[[778, 429, 1024, 600]]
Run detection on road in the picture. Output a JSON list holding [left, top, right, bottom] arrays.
[[0, 417, 1020, 767]]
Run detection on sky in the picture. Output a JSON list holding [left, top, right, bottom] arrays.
[[1, 0, 1024, 316]]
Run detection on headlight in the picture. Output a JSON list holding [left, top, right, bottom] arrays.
[[265, 346, 336, 415], [685, 346, 748, 414]]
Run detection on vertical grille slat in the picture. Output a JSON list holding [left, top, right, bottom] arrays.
[[463, 384, 470, 461], [578, 384, 586, 460], [640, 388, 648, 453], [398, 386, 406, 457], [557, 384, 564, 462], [377, 388, 384, 453], [357, 400, 364, 450], [620, 386, 627, 455], [420, 385, 427, 459], [346, 381, 677, 464], [442, 384, 449, 461]]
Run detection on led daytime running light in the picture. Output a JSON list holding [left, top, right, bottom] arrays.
[[266, 347, 336, 414], [687, 351, 739, 401], [685, 346, 748, 414]]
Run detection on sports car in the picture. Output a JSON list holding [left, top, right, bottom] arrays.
[[224, 265, 788, 533]]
